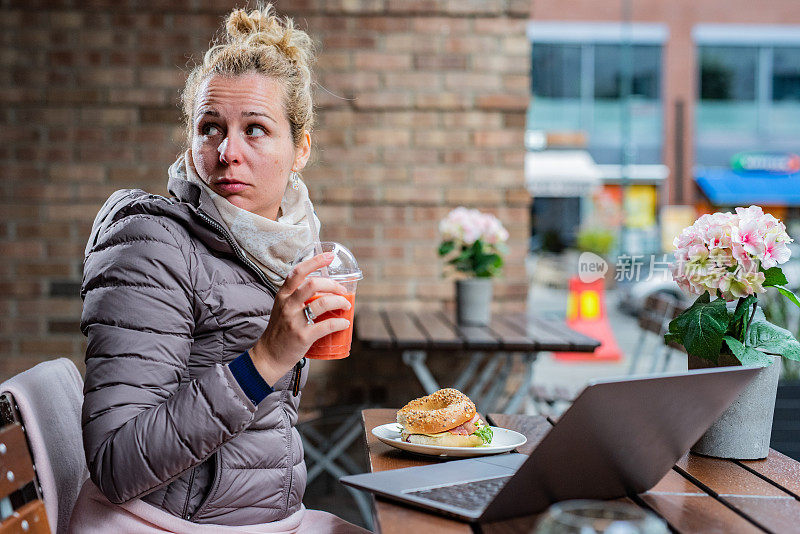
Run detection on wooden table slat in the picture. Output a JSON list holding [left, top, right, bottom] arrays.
[[676, 453, 800, 533], [641, 469, 764, 533], [724, 496, 800, 533], [738, 450, 800, 500], [650, 467, 705, 494], [527, 316, 600, 351], [413, 311, 464, 348], [640, 493, 763, 534], [677, 454, 790, 497], [383, 310, 428, 348], [501, 314, 577, 349], [487, 316, 539, 351], [509, 314, 599, 351], [439, 312, 500, 348], [355, 308, 394, 349]]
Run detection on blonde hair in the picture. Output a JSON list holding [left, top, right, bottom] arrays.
[[181, 3, 315, 147]]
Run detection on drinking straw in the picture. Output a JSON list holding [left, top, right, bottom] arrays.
[[305, 200, 329, 277]]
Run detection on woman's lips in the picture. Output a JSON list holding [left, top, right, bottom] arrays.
[[213, 179, 249, 194]]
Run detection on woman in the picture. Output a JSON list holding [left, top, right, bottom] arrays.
[[69, 4, 367, 533]]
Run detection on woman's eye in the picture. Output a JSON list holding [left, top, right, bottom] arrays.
[[246, 125, 267, 137], [201, 123, 221, 136]]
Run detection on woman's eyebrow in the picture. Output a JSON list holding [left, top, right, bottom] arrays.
[[242, 111, 277, 125]]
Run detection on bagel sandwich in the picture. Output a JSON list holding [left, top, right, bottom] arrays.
[[396, 388, 493, 447]]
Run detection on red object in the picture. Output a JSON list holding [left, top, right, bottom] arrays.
[[553, 277, 622, 361], [304, 292, 356, 359]]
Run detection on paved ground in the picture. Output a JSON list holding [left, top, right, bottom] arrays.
[[526, 282, 687, 403]]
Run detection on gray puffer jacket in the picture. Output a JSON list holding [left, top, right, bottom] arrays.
[[80, 174, 309, 525]]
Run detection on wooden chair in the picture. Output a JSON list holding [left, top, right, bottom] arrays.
[[0, 359, 87, 534], [0, 394, 50, 533], [629, 293, 687, 374]]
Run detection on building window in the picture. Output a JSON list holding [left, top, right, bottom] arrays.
[[594, 44, 661, 100], [531, 43, 581, 99], [528, 34, 664, 165], [773, 47, 800, 101], [699, 46, 758, 101], [695, 25, 800, 166]]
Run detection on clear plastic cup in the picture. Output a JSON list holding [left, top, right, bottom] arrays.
[[292, 241, 362, 360], [534, 500, 669, 533]]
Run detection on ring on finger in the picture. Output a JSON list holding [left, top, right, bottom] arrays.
[[303, 304, 316, 326]]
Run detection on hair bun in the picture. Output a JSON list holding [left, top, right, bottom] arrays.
[[224, 5, 308, 64]]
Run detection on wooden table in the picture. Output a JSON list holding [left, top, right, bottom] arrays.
[[360, 408, 800, 534], [356, 310, 600, 413]]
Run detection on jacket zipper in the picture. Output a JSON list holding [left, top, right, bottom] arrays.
[[195, 209, 279, 297], [181, 466, 197, 519], [196, 208, 298, 516]]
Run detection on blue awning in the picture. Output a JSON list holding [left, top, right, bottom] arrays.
[[695, 167, 800, 206]]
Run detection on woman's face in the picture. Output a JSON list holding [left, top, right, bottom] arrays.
[[191, 73, 310, 220]]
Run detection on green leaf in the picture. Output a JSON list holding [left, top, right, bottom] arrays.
[[664, 332, 682, 345], [666, 293, 729, 362], [438, 241, 455, 256], [776, 285, 800, 309], [472, 421, 493, 444], [723, 336, 773, 366], [744, 316, 800, 362], [763, 267, 788, 287]]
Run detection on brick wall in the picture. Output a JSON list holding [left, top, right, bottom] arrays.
[[1, 0, 531, 384]]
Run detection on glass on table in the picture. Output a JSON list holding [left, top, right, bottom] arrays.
[[534, 500, 668, 534]]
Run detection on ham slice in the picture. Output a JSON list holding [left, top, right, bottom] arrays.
[[447, 414, 480, 435]]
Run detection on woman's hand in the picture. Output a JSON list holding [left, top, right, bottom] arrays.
[[249, 252, 352, 385]]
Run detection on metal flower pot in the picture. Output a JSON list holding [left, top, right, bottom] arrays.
[[689, 354, 781, 460], [456, 278, 493, 326]]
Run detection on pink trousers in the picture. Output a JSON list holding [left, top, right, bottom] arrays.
[[67, 480, 372, 534]]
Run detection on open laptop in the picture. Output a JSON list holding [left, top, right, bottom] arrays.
[[340, 366, 760, 523]]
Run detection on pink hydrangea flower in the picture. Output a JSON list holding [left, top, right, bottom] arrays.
[[439, 207, 509, 248], [671, 206, 792, 299]]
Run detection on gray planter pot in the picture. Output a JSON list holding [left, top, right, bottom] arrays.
[[456, 278, 493, 326], [688, 354, 781, 460]]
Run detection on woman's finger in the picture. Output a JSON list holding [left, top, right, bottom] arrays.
[[293, 276, 348, 306], [306, 294, 352, 319], [282, 252, 334, 294], [310, 317, 351, 338]]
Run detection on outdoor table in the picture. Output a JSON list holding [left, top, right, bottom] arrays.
[[355, 310, 600, 413], [359, 408, 800, 534]]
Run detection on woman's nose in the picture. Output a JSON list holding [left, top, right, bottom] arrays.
[[218, 136, 241, 165]]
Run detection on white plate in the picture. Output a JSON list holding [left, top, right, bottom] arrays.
[[372, 423, 527, 458]]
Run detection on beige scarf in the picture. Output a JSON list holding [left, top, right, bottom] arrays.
[[168, 150, 319, 287]]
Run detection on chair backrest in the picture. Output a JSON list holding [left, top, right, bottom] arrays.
[[0, 398, 51, 533], [0, 359, 88, 534], [638, 293, 683, 333], [637, 293, 687, 352]]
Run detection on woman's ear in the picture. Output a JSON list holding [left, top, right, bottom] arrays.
[[293, 130, 311, 172]]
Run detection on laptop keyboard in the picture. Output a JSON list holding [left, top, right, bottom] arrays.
[[406, 476, 512, 511]]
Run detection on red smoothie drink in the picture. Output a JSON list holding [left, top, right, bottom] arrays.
[[304, 292, 357, 359], [292, 241, 362, 360]]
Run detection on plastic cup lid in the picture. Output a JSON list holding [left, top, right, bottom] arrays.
[[292, 241, 363, 281]]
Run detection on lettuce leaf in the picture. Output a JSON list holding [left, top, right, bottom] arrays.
[[472, 422, 493, 444]]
